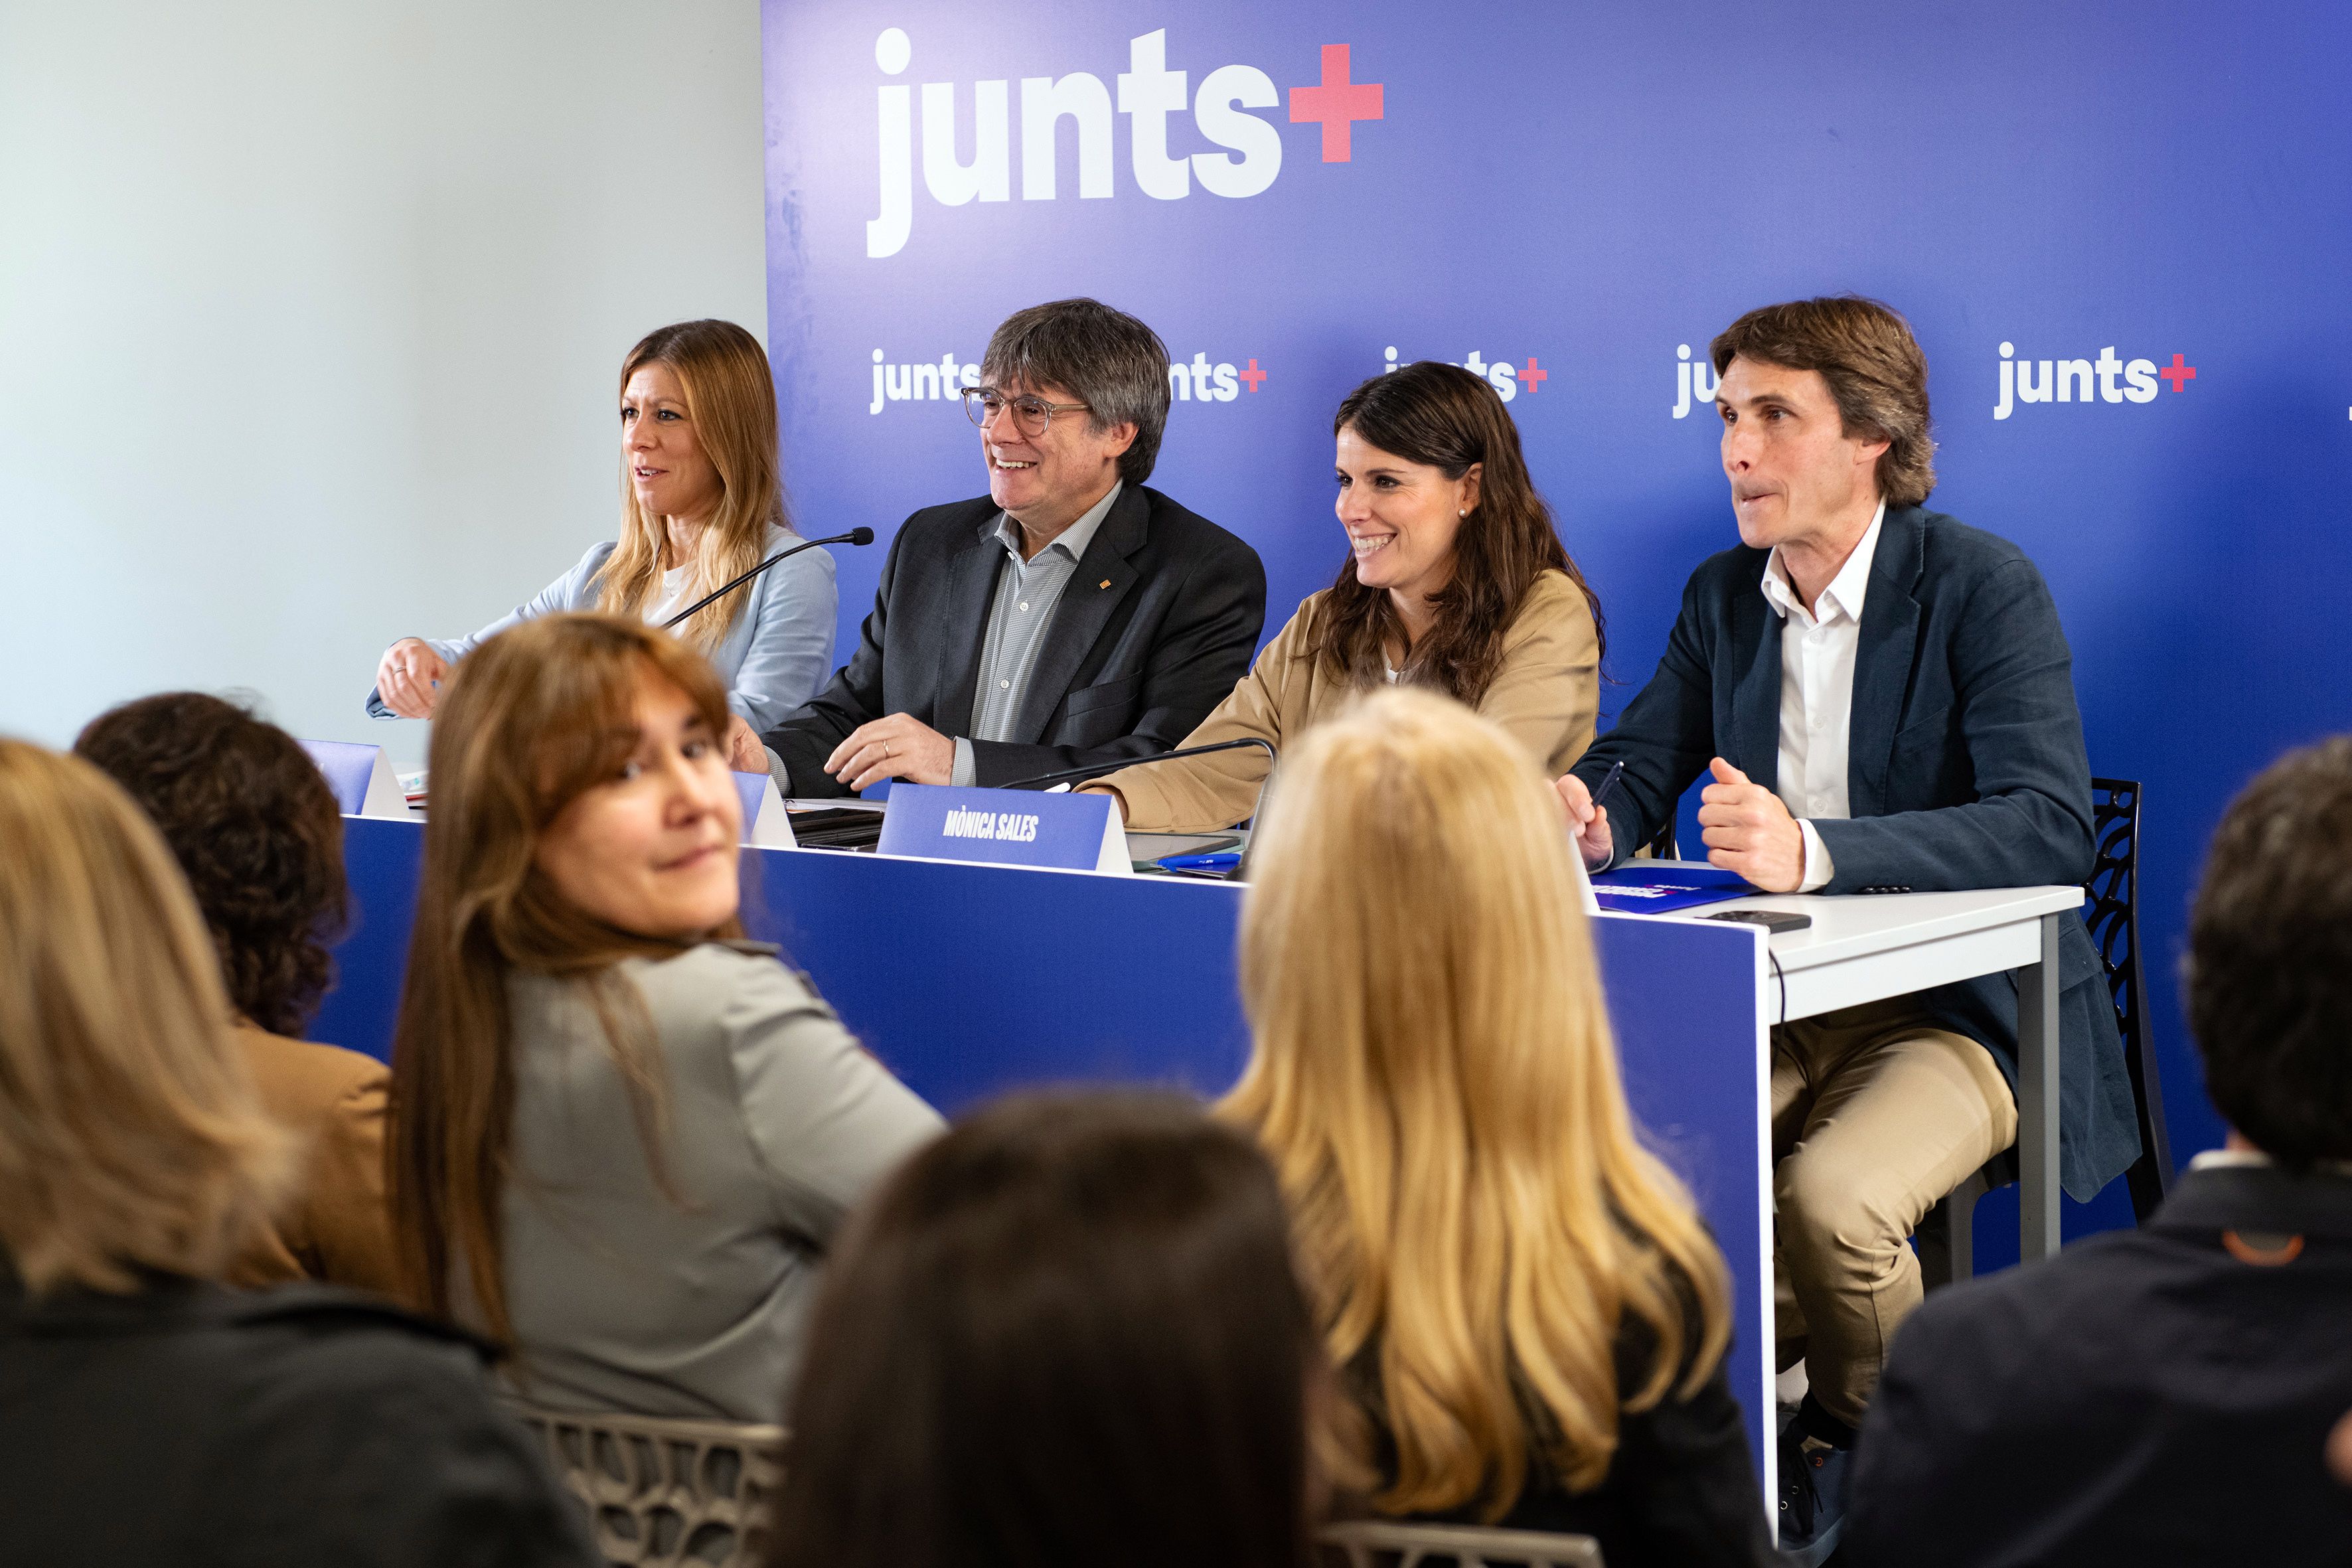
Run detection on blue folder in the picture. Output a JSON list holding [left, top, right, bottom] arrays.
[[1589, 864, 1757, 915]]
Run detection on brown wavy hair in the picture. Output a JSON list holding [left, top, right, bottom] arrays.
[[1710, 295, 1936, 507], [1306, 362, 1603, 704], [75, 692, 351, 1039], [388, 612, 744, 1349]]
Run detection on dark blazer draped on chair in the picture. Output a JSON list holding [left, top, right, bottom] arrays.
[[760, 485, 1266, 795], [1571, 504, 2139, 1199]]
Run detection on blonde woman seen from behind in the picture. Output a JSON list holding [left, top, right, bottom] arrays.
[[370, 319, 838, 757], [1225, 689, 1773, 1567], [0, 740, 594, 1567]]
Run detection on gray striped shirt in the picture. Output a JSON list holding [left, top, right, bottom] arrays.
[[949, 482, 1121, 785]]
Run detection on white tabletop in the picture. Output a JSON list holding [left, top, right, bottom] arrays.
[[1647, 863, 2083, 1023]]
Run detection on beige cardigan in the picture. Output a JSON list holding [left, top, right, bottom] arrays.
[[225, 1024, 402, 1295], [1097, 569, 1601, 832]]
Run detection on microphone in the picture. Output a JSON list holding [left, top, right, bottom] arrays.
[[1004, 736, 1281, 882], [661, 528, 875, 631], [996, 736, 1276, 792]]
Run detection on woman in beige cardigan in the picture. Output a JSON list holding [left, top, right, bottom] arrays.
[[76, 691, 402, 1294], [1091, 361, 1603, 833]]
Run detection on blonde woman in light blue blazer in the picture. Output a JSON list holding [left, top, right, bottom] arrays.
[[369, 319, 836, 742]]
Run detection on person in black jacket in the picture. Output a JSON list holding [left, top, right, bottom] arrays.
[[744, 297, 1266, 794], [0, 737, 593, 1568], [0, 1275, 595, 1568], [1845, 736, 2352, 1567], [1555, 297, 2139, 1561], [1227, 690, 1774, 1568]]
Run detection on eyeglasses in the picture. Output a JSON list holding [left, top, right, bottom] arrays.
[[961, 386, 1090, 439]]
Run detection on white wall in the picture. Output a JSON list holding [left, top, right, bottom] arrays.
[[0, 0, 767, 767]]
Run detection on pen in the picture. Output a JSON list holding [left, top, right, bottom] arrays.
[[1588, 760, 1626, 819]]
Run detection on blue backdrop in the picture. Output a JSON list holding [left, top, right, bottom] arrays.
[[759, 1, 2352, 1207]]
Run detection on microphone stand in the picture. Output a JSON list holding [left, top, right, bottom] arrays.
[[1000, 737, 1280, 880], [996, 736, 1277, 792], [661, 527, 874, 631]]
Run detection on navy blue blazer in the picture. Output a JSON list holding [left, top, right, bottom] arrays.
[[1572, 505, 2138, 1199], [761, 484, 1265, 796], [1844, 1162, 2352, 1566]]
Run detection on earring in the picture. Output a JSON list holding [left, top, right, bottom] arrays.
[[1458, 508, 1468, 516]]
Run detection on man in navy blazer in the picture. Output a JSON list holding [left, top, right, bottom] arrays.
[[1560, 297, 2138, 1562], [747, 298, 1265, 796], [1845, 738, 2352, 1566]]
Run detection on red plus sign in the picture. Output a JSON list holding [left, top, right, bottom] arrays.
[[2158, 353, 2197, 392], [1239, 358, 1266, 392], [1521, 357, 1547, 393], [1289, 44, 1383, 163]]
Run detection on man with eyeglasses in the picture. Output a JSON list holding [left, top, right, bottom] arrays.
[[742, 297, 1266, 795]]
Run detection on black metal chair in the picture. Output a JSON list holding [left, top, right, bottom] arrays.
[[1917, 777, 2174, 1288], [2084, 778, 2176, 1219]]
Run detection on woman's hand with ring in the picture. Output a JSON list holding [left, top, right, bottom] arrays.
[[376, 639, 449, 719]]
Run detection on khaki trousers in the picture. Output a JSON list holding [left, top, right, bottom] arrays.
[[1770, 998, 2017, 1429]]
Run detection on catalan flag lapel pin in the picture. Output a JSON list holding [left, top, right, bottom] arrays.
[[1098, 579, 1111, 589]]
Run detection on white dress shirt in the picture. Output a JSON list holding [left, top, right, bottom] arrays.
[[2189, 1147, 2352, 1176], [1758, 501, 1884, 894]]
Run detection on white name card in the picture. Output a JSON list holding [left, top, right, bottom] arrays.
[[731, 771, 800, 848], [303, 740, 409, 819], [876, 783, 1128, 874]]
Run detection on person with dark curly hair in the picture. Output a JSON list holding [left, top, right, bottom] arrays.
[[76, 692, 398, 1294]]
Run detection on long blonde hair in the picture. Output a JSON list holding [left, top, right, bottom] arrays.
[[1225, 690, 1732, 1518], [0, 738, 289, 1294], [388, 613, 744, 1347], [595, 319, 792, 652]]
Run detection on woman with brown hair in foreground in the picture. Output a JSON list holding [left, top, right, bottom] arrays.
[[388, 611, 940, 1421], [0, 738, 591, 1567], [77, 690, 398, 1294], [1226, 688, 1773, 1567], [767, 1091, 1322, 1568]]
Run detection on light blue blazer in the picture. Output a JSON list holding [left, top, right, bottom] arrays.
[[367, 523, 837, 731]]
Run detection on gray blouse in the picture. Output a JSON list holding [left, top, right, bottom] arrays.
[[491, 941, 942, 1421]]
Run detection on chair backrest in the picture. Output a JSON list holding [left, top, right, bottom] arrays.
[[1319, 1519, 1605, 1568], [507, 1400, 783, 1568], [2088, 777, 2174, 1217]]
